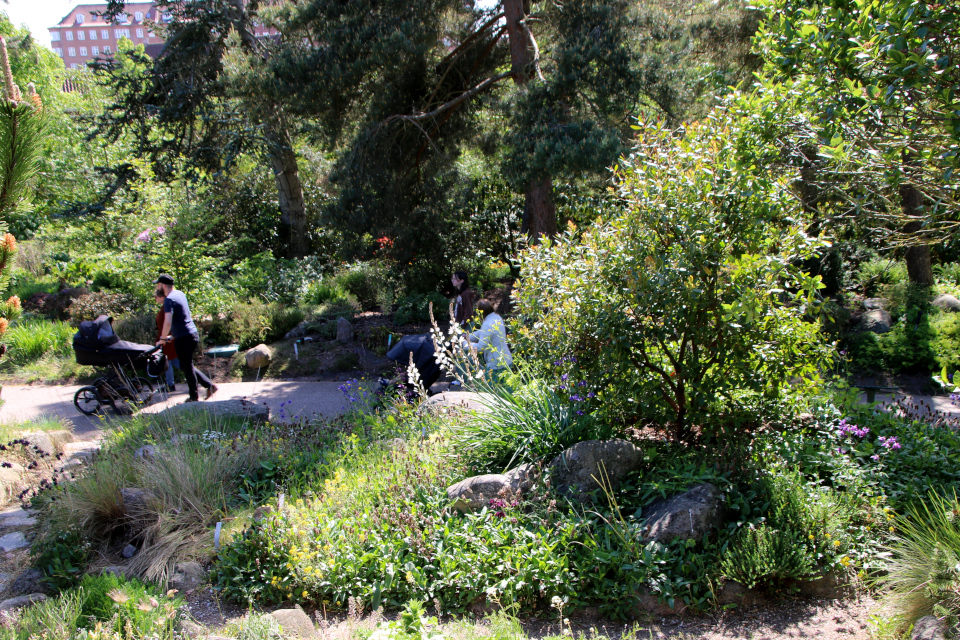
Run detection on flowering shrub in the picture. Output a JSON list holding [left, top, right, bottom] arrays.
[[514, 98, 834, 443]]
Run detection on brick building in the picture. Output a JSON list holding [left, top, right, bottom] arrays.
[[49, 3, 278, 69]]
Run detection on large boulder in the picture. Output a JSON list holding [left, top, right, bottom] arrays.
[[858, 309, 893, 334], [9, 568, 49, 596], [245, 344, 273, 369], [0, 594, 47, 611], [158, 399, 270, 426], [639, 483, 724, 542], [169, 561, 207, 593], [336, 317, 354, 343], [270, 608, 316, 638], [549, 439, 644, 503], [932, 294, 960, 313], [22, 432, 56, 457], [421, 391, 493, 416], [912, 615, 948, 640], [446, 464, 538, 513], [121, 488, 158, 516]]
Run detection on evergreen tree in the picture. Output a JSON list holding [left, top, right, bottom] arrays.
[[96, 0, 309, 257]]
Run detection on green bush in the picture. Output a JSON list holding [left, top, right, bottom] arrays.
[[2, 318, 74, 366], [856, 259, 907, 297], [68, 291, 144, 323], [513, 103, 833, 443], [316, 296, 359, 320], [720, 524, 815, 589], [934, 262, 960, 288], [227, 301, 306, 349], [335, 262, 388, 311], [393, 292, 448, 325], [0, 573, 184, 640], [30, 527, 91, 591], [931, 312, 960, 372], [304, 278, 347, 305], [880, 491, 960, 631]]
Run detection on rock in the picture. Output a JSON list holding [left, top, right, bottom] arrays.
[[0, 467, 23, 499], [22, 432, 55, 457], [170, 562, 207, 592], [46, 430, 74, 448], [932, 294, 960, 313], [421, 391, 494, 416], [858, 309, 893, 334], [121, 544, 137, 559], [121, 487, 158, 516], [0, 515, 36, 527], [270, 607, 316, 638], [0, 532, 29, 552], [796, 570, 852, 599], [0, 573, 12, 592], [447, 474, 515, 513], [245, 344, 273, 369], [716, 580, 764, 608], [252, 505, 273, 521], [862, 298, 886, 310], [178, 619, 207, 639], [9, 569, 48, 596], [447, 463, 539, 513], [640, 483, 724, 543], [284, 321, 312, 341], [635, 589, 680, 616], [63, 441, 101, 463], [135, 444, 158, 459], [0, 593, 47, 611], [100, 566, 127, 578], [912, 615, 947, 640], [549, 439, 645, 503], [159, 399, 270, 426], [336, 317, 354, 343]]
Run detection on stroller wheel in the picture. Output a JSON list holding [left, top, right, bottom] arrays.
[[130, 377, 155, 405], [74, 386, 104, 415]]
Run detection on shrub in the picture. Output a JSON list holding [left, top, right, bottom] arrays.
[[513, 103, 833, 443], [69, 291, 144, 323], [316, 296, 359, 321], [934, 262, 960, 288], [304, 279, 347, 305], [226, 301, 306, 349], [334, 262, 388, 311], [113, 312, 158, 347], [932, 312, 960, 372], [2, 318, 74, 366], [856, 259, 907, 297], [393, 292, 448, 326], [880, 491, 960, 631]]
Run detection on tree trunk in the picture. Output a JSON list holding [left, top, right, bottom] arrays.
[[264, 119, 308, 259], [899, 183, 935, 286], [503, 0, 557, 243]]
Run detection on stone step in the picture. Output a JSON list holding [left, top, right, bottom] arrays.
[[0, 531, 29, 552], [62, 441, 101, 463]]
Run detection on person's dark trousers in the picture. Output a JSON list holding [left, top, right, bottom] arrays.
[[173, 333, 212, 400]]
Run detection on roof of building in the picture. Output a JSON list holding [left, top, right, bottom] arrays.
[[52, 3, 159, 29]]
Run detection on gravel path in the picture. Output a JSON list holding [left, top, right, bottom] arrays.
[[0, 380, 350, 438]]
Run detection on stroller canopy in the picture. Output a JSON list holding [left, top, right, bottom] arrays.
[[387, 334, 441, 388], [73, 315, 161, 367]]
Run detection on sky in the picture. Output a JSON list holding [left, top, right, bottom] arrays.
[[3, 0, 78, 49]]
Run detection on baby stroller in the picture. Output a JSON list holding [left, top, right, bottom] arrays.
[[386, 334, 442, 390], [72, 315, 165, 416]]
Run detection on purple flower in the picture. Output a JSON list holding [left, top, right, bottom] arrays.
[[587, 392, 596, 398], [871, 454, 880, 462], [878, 436, 902, 450], [136, 230, 152, 243], [575, 410, 585, 416], [554, 361, 562, 367], [561, 374, 569, 381], [570, 394, 583, 402]]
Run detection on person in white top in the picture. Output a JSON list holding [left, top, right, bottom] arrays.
[[467, 299, 513, 373]]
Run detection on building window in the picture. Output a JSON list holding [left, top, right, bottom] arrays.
[[103, 46, 111, 54], [77, 30, 85, 40], [68, 47, 76, 57], [114, 29, 130, 39], [135, 11, 143, 21], [65, 31, 73, 40], [55, 48, 63, 56], [101, 29, 109, 39], [135, 29, 143, 38], [71, 63, 78, 69], [89, 30, 97, 40], [91, 46, 99, 55], [76, 14, 84, 24], [79, 47, 87, 56], [147, 31, 155, 38], [51, 32, 61, 41]]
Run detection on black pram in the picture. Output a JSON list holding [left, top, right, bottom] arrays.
[[72, 315, 164, 415], [386, 334, 442, 389]]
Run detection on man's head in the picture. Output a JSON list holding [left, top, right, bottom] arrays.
[[476, 299, 495, 318], [153, 273, 174, 297]]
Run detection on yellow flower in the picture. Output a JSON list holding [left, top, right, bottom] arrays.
[[833, 540, 841, 547], [808, 534, 814, 540], [302, 591, 309, 598], [889, 526, 895, 532], [825, 533, 831, 539], [840, 556, 851, 567]]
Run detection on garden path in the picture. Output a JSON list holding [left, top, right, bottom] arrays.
[[0, 381, 349, 438]]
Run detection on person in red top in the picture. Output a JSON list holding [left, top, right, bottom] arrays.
[[155, 291, 180, 392]]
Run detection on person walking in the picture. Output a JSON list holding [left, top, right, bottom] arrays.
[[153, 274, 217, 403], [154, 290, 181, 392]]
